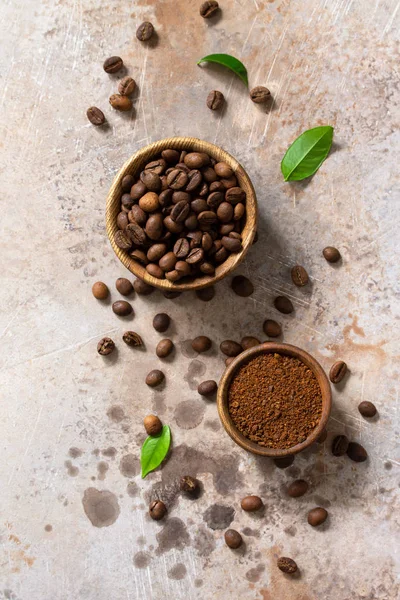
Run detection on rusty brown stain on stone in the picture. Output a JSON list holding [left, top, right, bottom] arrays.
[[174, 399, 205, 429], [203, 503, 235, 530], [167, 563, 187, 580], [97, 461, 109, 480], [82, 488, 120, 527], [68, 447, 83, 458], [133, 551, 151, 569], [102, 447, 117, 458], [64, 460, 79, 477], [119, 453, 139, 478], [107, 405, 125, 422], [156, 518, 190, 554]]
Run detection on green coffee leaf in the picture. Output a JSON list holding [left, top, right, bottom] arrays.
[[281, 126, 334, 181], [141, 425, 171, 478], [197, 53, 248, 86]]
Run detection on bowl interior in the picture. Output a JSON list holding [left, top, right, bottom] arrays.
[[217, 342, 332, 457], [106, 137, 257, 291]]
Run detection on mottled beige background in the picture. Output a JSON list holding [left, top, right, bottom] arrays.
[[0, 0, 399, 599]]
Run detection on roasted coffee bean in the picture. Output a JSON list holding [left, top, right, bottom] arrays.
[[347, 442, 368, 462], [133, 278, 154, 294], [274, 455, 294, 469], [103, 56, 123, 73], [215, 246, 228, 263], [180, 475, 199, 495], [118, 76, 136, 96], [221, 174, 237, 189], [172, 191, 190, 204], [224, 529, 242, 549], [287, 479, 308, 498], [219, 223, 235, 235], [165, 270, 180, 282], [207, 90, 224, 110], [97, 337, 115, 355], [323, 246, 341, 263], [175, 162, 191, 173], [241, 336, 261, 350], [241, 495, 263, 512], [200, 0, 219, 18], [220, 340, 242, 357], [222, 236, 242, 252], [214, 162, 233, 178], [185, 213, 198, 230], [140, 171, 161, 192], [149, 500, 167, 520], [114, 230, 132, 249], [175, 261, 191, 277], [122, 331, 143, 347], [196, 286, 215, 301], [198, 211, 217, 229], [121, 174, 135, 193], [136, 21, 154, 41], [229, 232, 241, 240], [188, 231, 203, 247], [156, 338, 174, 358], [192, 336, 212, 353], [291, 265, 309, 287], [146, 214, 164, 240], [277, 557, 297, 574], [201, 232, 213, 252], [329, 360, 347, 383], [233, 203, 245, 221], [147, 243, 167, 262], [231, 275, 254, 297], [207, 191, 224, 209], [358, 401, 377, 418], [202, 167, 218, 183], [199, 182, 209, 197], [159, 252, 177, 272], [331, 435, 349, 456], [116, 277, 133, 296], [186, 248, 204, 264], [274, 296, 294, 314], [146, 369, 165, 387], [92, 281, 109, 300], [210, 181, 225, 193], [112, 300, 133, 316], [198, 380, 218, 396], [171, 200, 190, 223], [159, 189, 173, 208], [109, 94, 132, 111], [87, 106, 105, 126], [174, 238, 190, 259], [186, 170, 203, 192], [263, 319, 282, 337], [130, 181, 147, 200], [225, 356, 235, 367], [162, 148, 180, 164], [145, 159, 166, 175], [153, 313, 170, 332], [191, 198, 208, 214], [164, 215, 184, 234], [129, 206, 147, 226], [117, 211, 129, 229], [308, 507, 328, 526], [226, 187, 246, 204], [250, 86, 271, 103], [146, 263, 164, 279], [121, 193, 134, 210], [217, 202, 234, 223], [126, 222, 147, 246], [144, 414, 162, 436], [167, 169, 189, 190]]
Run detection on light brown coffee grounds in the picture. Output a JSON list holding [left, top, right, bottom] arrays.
[[228, 353, 322, 449]]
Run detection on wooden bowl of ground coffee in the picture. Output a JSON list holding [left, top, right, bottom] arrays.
[[106, 136, 257, 291], [217, 343, 332, 457]]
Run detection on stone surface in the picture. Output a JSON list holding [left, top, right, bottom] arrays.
[[0, 1, 399, 599]]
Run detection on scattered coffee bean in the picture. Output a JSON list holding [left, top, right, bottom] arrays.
[[112, 300, 133, 316], [241, 495, 263, 512], [133, 279, 154, 295], [121, 174, 135, 192], [109, 94, 132, 111], [274, 296, 294, 314], [263, 319, 282, 337], [97, 337, 115, 355], [103, 56, 123, 73], [329, 360, 347, 383], [323, 246, 341, 263], [215, 162, 233, 178], [122, 331, 143, 347], [224, 529, 243, 549], [241, 336, 261, 350], [145, 369, 165, 387], [114, 230, 132, 249], [196, 286, 215, 301], [118, 76, 136, 96], [207, 90, 225, 110], [291, 265, 309, 287], [136, 21, 154, 41], [331, 435, 349, 457], [162, 148, 180, 164], [87, 106, 106, 126], [200, 0, 219, 18], [180, 475, 199, 495], [287, 479, 308, 498], [153, 313, 170, 332], [358, 401, 377, 418], [250, 86, 271, 103], [220, 340, 242, 357], [274, 455, 294, 469], [231, 275, 254, 297], [198, 380, 218, 396], [347, 442, 368, 462], [156, 339, 174, 358], [192, 336, 212, 353], [308, 507, 328, 527], [144, 414, 163, 436], [277, 557, 297, 574], [92, 281, 109, 300], [316, 428, 328, 443], [115, 277, 133, 296], [149, 500, 167, 520]]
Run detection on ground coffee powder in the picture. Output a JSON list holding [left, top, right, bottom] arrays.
[[228, 353, 322, 449]]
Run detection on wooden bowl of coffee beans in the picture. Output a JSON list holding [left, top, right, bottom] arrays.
[[217, 343, 332, 457], [106, 137, 257, 291]]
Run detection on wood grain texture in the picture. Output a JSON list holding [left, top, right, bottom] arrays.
[[106, 137, 257, 290]]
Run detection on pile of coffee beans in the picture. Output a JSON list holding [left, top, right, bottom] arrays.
[[114, 149, 247, 282]]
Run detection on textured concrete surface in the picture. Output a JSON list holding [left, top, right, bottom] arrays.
[[1, 0, 399, 599]]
